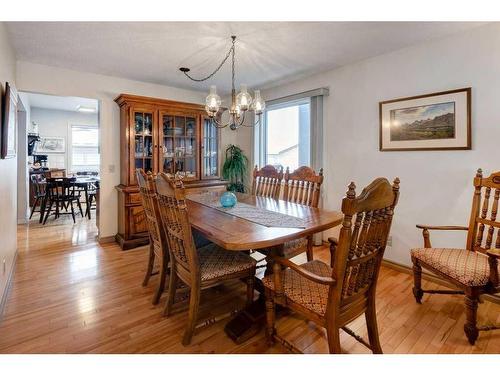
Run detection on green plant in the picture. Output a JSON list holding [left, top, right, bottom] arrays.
[[222, 144, 248, 193]]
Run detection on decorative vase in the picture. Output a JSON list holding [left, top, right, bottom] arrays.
[[220, 191, 237, 208]]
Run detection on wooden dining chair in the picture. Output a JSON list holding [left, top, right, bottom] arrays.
[[136, 169, 169, 305], [411, 169, 500, 345], [155, 172, 257, 345], [251, 165, 283, 199], [263, 177, 400, 353], [279, 166, 324, 261], [29, 174, 47, 220]]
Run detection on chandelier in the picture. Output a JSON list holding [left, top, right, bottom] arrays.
[[179, 35, 265, 130]]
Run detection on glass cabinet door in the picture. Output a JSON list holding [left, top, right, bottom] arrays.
[[133, 111, 154, 177], [202, 117, 219, 179], [160, 113, 198, 180]]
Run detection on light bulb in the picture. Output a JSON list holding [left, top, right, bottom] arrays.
[[236, 84, 252, 112], [205, 85, 221, 116], [251, 90, 265, 115]]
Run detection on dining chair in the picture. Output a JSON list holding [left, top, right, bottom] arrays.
[[279, 166, 324, 261], [136, 169, 169, 305], [411, 169, 500, 345], [263, 177, 400, 353], [29, 174, 47, 220], [251, 164, 283, 199], [155, 172, 257, 345], [43, 177, 84, 224]]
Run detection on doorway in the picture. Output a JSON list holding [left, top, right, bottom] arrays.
[[17, 92, 101, 234]]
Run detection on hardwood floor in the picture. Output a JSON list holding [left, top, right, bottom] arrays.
[[1, 214, 500, 353]]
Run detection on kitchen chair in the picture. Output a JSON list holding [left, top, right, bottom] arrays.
[[411, 169, 500, 345], [263, 177, 400, 353], [136, 169, 170, 305], [251, 165, 283, 199], [29, 174, 47, 220], [155, 172, 257, 345], [43, 177, 84, 224]]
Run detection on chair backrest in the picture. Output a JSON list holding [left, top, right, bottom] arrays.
[[46, 177, 76, 199], [155, 172, 199, 284], [31, 174, 46, 196], [136, 169, 165, 260], [466, 169, 500, 253], [329, 177, 400, 323], [251, 165, 283, 199], [282, 166, 324, 207]]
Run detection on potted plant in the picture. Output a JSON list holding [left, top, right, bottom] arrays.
[[222, 144, 248, 193]]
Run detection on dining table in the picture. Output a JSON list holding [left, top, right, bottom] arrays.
[[185, 191, 344, 343]]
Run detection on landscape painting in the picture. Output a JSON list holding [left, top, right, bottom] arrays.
[[379, 88, 471, 151], [389, 102, 455, 141]]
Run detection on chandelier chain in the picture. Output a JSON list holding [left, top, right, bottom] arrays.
[[181, 38, 236, 83]]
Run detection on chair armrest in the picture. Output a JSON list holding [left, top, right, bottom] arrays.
[[416, 225, 468, 231], [415, 225, 468, 248], [268, 255, 336, 286], [487, 249, 500, 259]]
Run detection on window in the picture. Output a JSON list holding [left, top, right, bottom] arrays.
[[264, 99, 310, 171], [70, 124, 99, 172]]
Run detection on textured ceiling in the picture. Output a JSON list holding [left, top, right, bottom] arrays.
[[6, 22, 486, 94]]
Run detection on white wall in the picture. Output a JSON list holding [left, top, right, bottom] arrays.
[[260, 23, 500, 266], [31, 107, 98, 170], [16, 61, 208, 239], [0, 22, 17, 306]]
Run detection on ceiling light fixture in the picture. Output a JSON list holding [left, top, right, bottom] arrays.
[[179, 35, 265, 130]]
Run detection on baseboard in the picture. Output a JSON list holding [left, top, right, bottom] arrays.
[[381, 258, 500, 304], [98, 235, 116, 244], [0, 250, 18, 321]]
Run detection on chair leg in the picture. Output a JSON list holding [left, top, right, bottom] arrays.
[[182, 285, 201, 346], [246, 276, 255, 307], [464, 292, 479, 345], [70, 201, 76, 223], [163, 269, 178, 317], [264, 289, 276, 346], [76, 198, 84, 218], [412, 258, 424, 304], [39, 197, 47, 223], [43, 201, 53, 224], [152, 252, 168, 305], [142, 242, 155, 287], [365, 299, 383, 354], [326, 322, 342, 354], [55, 201, 60, 219], [30, 197, 39, 219]]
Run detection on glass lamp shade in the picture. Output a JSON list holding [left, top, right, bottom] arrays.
[[235, 84, 252, 111], [252, 90, 265, 115], [205, 85, 221, 116]]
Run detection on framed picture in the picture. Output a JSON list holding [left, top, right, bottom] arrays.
[[35, 136, 66, 153], [1, 82, 18, 159], [379, 88, 471, 151]]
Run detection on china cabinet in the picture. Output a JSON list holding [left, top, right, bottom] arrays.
[[115, 94, 226, 249]]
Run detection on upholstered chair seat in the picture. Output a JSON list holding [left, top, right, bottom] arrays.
[[262, 259, 331, 316], [411, 248, 496, 287], [198, 243, 257, 282]]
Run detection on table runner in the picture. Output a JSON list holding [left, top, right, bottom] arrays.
[[188, 193, 307, 228]]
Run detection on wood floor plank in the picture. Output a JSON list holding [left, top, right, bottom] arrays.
[[1, 214, 499, 353]]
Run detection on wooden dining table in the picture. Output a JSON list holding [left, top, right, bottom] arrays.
[[185, 191, 344, 343]]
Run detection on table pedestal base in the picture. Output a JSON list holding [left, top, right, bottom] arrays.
[[224, 298, 266, 344]]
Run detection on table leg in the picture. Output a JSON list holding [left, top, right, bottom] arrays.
[[224, 245, 283, 344]]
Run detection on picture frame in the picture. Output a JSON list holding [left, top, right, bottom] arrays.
[[379, 87, 471, 151], [1, 82, 18, 159], [34, 136, 66, 153]]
